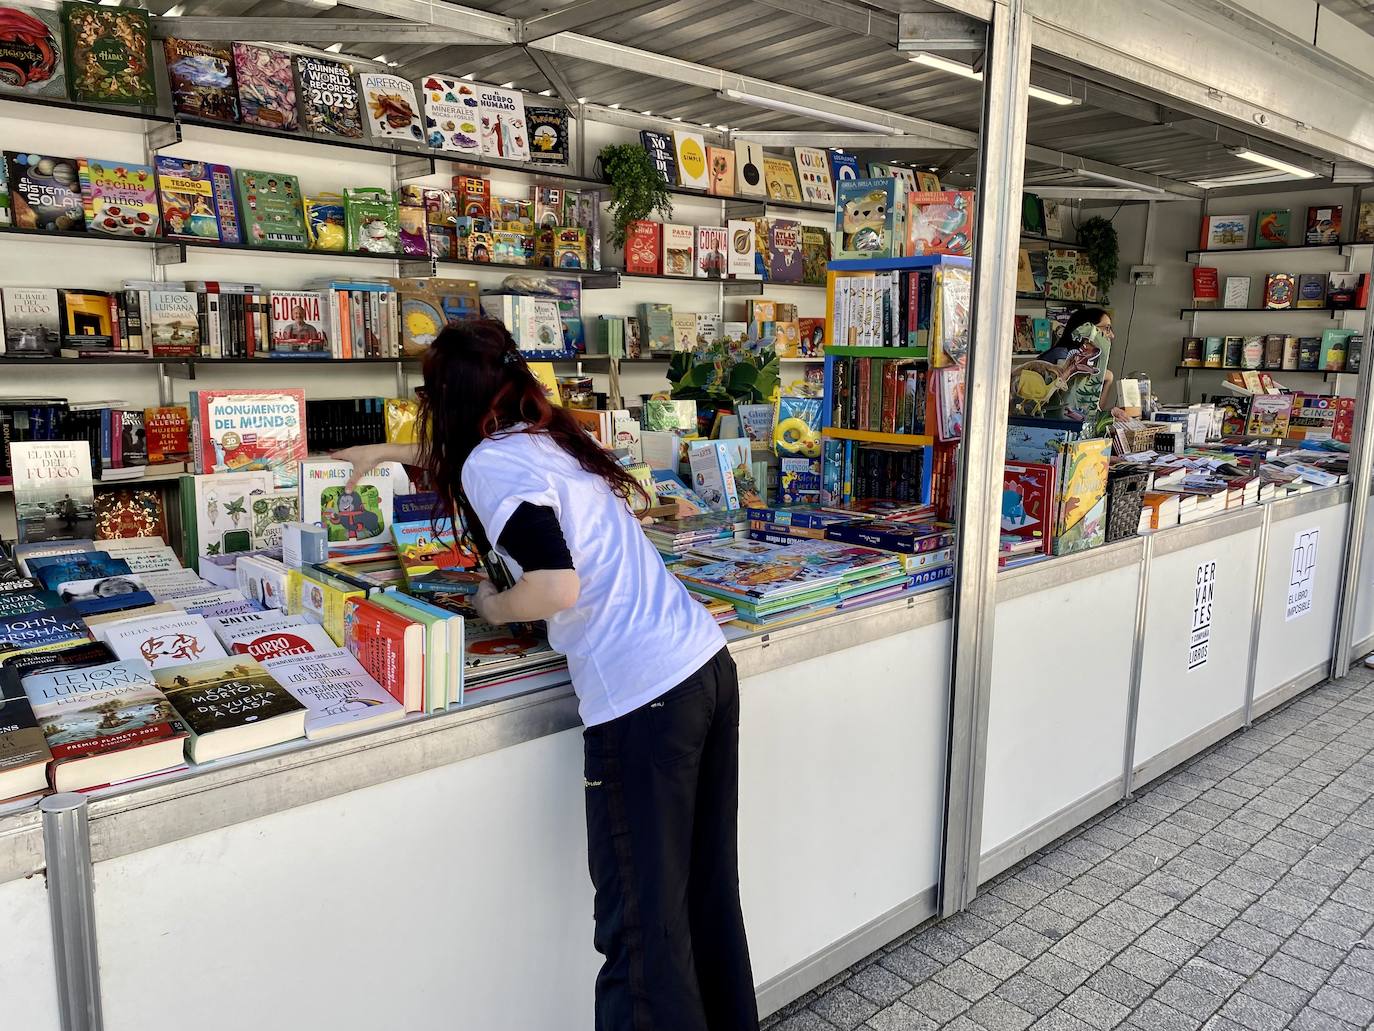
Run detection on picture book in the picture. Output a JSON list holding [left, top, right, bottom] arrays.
[[299, 459, 409, 549], [91, 489, 166, 542], [0, 4, 64, 99], [0, 604, 87, 651], [296, 55, 363, 138], [234, 168, 307, 249], [1255, 209, 1291, 247], [154, 655, 306, 763], [641, 130, 677, 184], [268, 290, 328, 355], [767, 219, 803, 283], [822, 519, 954, 555], [9, 440, 95, 543], [1052, 438, 1110, 557], [835, 178, 898, 259], [526, 106, 569, 164], [2, 286, 60, 356], [762, 156, 801, 203], [734, 140, 765, 197], [1245, 394, 1292, 437], [793, 147, 834, 206], [162, 37, 238, 122], [707, 146, 734, 196], [155, 158, 220, 241], [147, 289, 201, 358], [1306, 205, 1342, 245], [190, 388, 306, 487], [1002, 461, 1055, 554], [673, 130, 710, 190], [78, 158, 158, 238], [22, 659, 185, 792], [360, 71, 423, 143], [801, 225, 830, 286], [99, 612, 227, 670], [390, 492, 480, 590], [262, 646, 404, 740], [477, 85, 529, 160], [231, 43, 297, 131], [908, 191, 974, 256], [6, 151, 83, 232], [1202, 214, 1250, 249], [828, 151, 860, 183], [420, 74, 481, 154], [62, 1, 154, 106]]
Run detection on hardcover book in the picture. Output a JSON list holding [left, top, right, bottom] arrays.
[[835, 178, 898, 259], [794, 146, 835, 206], [1180, 337, 1203, 367], [695, 226, 727, 279], [296, 55, 363, 138], [1254, 209, 1291, 247], [0, 4, 64, 99], [9, 440, 95, 543], [390, 491, 479, 590], [1052, 438, 1110, 557], [828, 151, 860, 183], [299, 459, 408, 548], [662, 223, 694, 277], [147, 289, 201, 358], [766, 219, 803, 283], [262, 646, 404, 739], [155, 157, 222, 241], [1319, 328, 1354, 371], [1306, 205, 1342, 245], [162, 37, 238, 122], [62, 1, 154, 106], [640, 130, 676, 185], [526, 105, 568, 164], [360, 71, 423, 143], [268, 290, 328, 355], [1327, 272, 1363, 309], [734, 140, 765, 197], [6, 151, 83, 232], [78, 158, 158, 238], [98, 612, 227, 670], [762, 156, 801, 202], [1191, 267, 1219, 306], [909, 191, 974, 256], [58, 289, 112, 350], [1358, 202, 1374, 244], [420, 74, 481, 154], [673, 130, 710, 190], [154, 655, 305, 762], [1245, 394, 1292, 436], [1263, 272, 1295, 309], [1222, 276, 1251, 309], [726, 219, 756, 279], [190, 388, 306, 487], [1295, 273, 1328, 309], [22, 658, 185, 791], [143, 406, 191, 463], [801, 225, 830, 286], [1001, 461, 1056, 554], [2, 286, 60, 356], [706, 146, 735, 197], [232, 43, 296, 130], [477, 85, 529, 160], [1297, 336, 1321, 371], [342, 596, 423, 712], [1202, 214, 1250, 249], [94, 488, 167, 541], [623, 219, 660, 275], [234, 168, 307, 250]]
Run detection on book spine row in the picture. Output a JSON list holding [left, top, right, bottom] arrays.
[[829, 357, 927, 434], [305, 398, 389, 453], [830, 269, 931, 348]]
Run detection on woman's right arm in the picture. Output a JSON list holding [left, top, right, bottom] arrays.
[[331, 443, 421, 489]]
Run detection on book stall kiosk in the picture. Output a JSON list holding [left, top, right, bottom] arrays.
[[2, 3, 1374, 1030]]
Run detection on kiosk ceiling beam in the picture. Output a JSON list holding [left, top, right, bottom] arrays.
[[896, 12, 985, 50], [148, 17, 488, 44], [323, 0, 518, 43], [751, 0, 900, 39], [517, 0, 673, 43]]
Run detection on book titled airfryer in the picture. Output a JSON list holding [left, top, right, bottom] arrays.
[[190, 388, 306, 488], [361, 71, 423, 143]]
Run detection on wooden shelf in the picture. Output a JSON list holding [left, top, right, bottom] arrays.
[[822, 427, 934, 445]]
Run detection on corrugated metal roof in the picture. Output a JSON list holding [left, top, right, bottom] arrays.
[[1318, 0, 1374, 33], [141, 0, 1369, 186]]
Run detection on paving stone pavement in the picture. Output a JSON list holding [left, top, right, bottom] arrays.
[[762, 667, 1374, 1031]]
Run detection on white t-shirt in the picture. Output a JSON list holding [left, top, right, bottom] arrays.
[[461, 429, 726, 726]]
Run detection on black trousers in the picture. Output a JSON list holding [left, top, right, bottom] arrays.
[[582, 647, 758, 1031]]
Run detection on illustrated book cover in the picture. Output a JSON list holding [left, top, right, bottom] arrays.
[[296, 55, 363, 138], [62, 1, 154, 106], [190, 388, 306, 488], [153, 655, 306, 763], [162, 37, 238, 122], [232, 43, 297, 130], [0, 4, 64, 99], [78, 158, 157, 238]]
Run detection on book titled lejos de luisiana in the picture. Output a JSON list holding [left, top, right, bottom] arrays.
[[268, 291, 329, 356], [9, 439, 97, 544], [153, 655, 306, 764], [147, 289, 201, 357], [21, 659, 187, 792], [189, 388, 307, 488]]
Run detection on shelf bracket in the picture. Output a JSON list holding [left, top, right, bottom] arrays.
[[393, 154, 435, 181], [398, 258, 436, 279], [580, 271, 622, 291], [145, 121, 181, 152], [722, 280, 764, 297], [153, 243, 186, 267]]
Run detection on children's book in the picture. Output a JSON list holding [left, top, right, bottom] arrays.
[[296, 55, 363, 138], [360, 71, 423, 143], [162, 37, 238, 122], [298, 459, 410, 550], [762, 156, 801, 203], [909, 191, 974, 256], [231, 43, 297, 130], [234, 168, 307, 250], [1244, 394, 1292, 437], [78, 158, 158, 238], [1001, 461, 1056, 555], [828, 151, 860, 184], [477, 84, 529, 160], [767, 219, 803, 283], [155, 157, 222, 241], [526, 106, 569, 164], [419, 74, 481, 154], [834, 178, 898, 259], [7, 151, 83, 232], [390, 493, 480, 593], [1052, 439, 1110, 557], [794, 147, 835, 206], [189, 388, 306, 487], [62, 1, 154, 106], [0, 4, 64, 98]]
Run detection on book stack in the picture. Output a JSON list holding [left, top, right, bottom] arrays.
[[642, 512, 744, 557], [828, 357, 927, 434]]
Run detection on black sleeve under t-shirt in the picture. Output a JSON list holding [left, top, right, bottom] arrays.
[[496, 502, 575, 573]]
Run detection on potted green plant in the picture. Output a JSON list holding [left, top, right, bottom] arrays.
[[597, 143, 674, 249], [1078, 215, 1119, 304]]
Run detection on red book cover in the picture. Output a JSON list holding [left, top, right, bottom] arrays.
[[625, 220, 661, 274], [1002, 461, 1056, 555], [1359, 274, 1371, 311], [906, 269, 922, 346], [144, 405, 191, 463], [1334, 396, 1356, 443], [342, 597, 419, 711], [192, 388, 306, 487], [454, 176, 489, 220], [881, 360, 900, 433], [857, 360, 871, 431], [908, 191, 974, 256], [1191, 267, 1219, 306]]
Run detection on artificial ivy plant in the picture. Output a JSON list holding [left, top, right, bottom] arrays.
[[1077, 215, 1119, 303], [666, 348, 780, 407], [597, 143, 674, 249]]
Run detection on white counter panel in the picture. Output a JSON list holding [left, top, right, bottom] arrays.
[[0, 874, 61, 1031], [94, 730, 600, 1031], [740, 620, 950, 988], [981, 562, 1138, 862], [1254, 501, 1347, 699], [1134, 525, 1261, 774]]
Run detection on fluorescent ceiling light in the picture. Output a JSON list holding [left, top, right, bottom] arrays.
[[909, 53, 1078, 106], [499, 82, 515, 89], [538, 89, 552, 97], [1231, 148, 1318, 180], [576, 97, 587, 104], [718, 88, 901, 135]]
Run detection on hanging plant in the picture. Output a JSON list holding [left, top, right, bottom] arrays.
[[597, 143, 673, 250], [1077, 215, 1119, 303]]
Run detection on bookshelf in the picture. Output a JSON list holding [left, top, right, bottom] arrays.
[[1185, 242, 1347, 261], [1179, 306, 1342, 317]]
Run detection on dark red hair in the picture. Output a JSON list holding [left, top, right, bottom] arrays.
[[417, 320, 645, 528]]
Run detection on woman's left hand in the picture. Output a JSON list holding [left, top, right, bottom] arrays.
[[472, 579, 501, 623]]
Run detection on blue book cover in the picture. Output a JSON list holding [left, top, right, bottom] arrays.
[[828, 151, 860, 184], [0, 605, 89, 651], [29, 554, 132, 588]]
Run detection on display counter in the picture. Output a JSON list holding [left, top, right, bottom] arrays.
[[0, 485, 1355, 1030]]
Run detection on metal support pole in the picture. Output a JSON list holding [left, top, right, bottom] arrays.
[[938, 0, 1031, 918], [1242, 504, 1272, 727], [1330, 244, 1374, 677], [1120, 534, 1153, 798], [394, 361, 408, 398], [42, 793, 103, 1031]]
